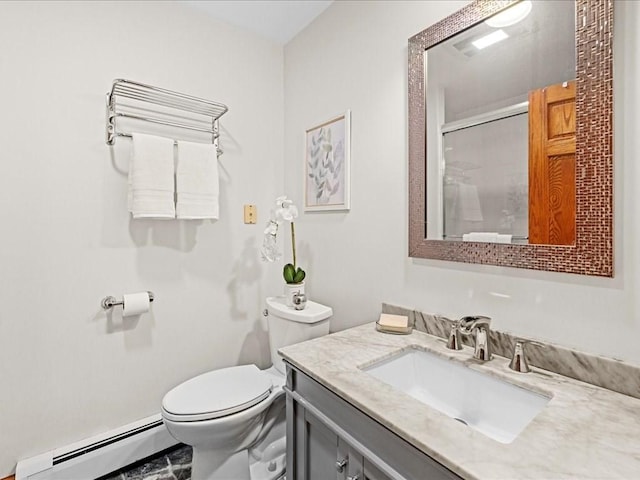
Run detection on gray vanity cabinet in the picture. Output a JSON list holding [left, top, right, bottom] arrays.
[[302, 409, 343, 479], [302, 408, 392, 480], [285, 363, 462, 480], [344, 442, 394, 480]]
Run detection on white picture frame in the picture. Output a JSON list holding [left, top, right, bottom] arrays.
[[304, 110, 351, 212]]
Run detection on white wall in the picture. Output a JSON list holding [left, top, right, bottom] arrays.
[[0, 1, 284, 475], [1, 0, 637, 475], [284, 1, 640, 361]]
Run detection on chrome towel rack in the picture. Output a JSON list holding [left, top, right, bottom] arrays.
[[106, 79, 228, 154]]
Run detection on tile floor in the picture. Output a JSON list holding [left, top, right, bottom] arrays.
[[98, 444, 286, 480], [99, 444, 192, 480]]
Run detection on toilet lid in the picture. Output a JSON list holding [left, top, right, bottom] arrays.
[[266, 296, 333, 323], [162, 365, 273, 421]]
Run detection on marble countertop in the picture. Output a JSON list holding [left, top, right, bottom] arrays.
[[279, 323, 640, 479]]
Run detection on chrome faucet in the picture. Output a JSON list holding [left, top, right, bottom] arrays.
[[446, 320, 463, 350], [457, 315, 492, 361], [509, 339, 544, 373]]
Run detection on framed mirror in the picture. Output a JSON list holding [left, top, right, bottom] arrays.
[[408, 0, 613, 276]]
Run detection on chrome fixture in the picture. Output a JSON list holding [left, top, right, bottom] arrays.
[[509, 339, 544, 373], [106, 79, 228, 154], [293, 292, 307, 311], [446, 320, 463, 350], [101, 291, 154, 310], [336, 458, 348, 473], [458, 315, 492, 361]]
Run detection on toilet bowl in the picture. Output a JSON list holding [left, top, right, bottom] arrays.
[[161, 297, 332, 480]]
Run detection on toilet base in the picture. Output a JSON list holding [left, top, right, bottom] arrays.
[[183, 394, 286, 480], [249, 424, 286, 480], [192, 448, 250, 480], [190, 437, 285, 480], [249, 453, 285, 480]]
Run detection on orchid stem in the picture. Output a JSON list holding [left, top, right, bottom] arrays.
[[291, 222, 297, 270]]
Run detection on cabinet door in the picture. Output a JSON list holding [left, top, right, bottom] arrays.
[[343, 441, 363, 480], [304, 412, 370, 480], [304, 410, 340, 480], [341, 444, 394, 480]]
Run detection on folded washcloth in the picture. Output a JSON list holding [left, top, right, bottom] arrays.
[[463, 232, 499, 243], [176, 140, 219, 220], [128, 133, 176, 219], [496, 234, 513, 244]]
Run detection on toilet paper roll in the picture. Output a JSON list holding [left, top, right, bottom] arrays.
[[122, 292, 150, 317]]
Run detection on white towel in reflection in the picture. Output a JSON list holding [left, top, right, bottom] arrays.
[[176, 141, 219, 220], [128, 133, 176, 219], [496, 234, 513, 244], [463, 232, 499, 243], [458, 183, 483, 221]]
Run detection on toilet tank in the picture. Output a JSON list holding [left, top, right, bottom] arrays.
[[265, 296, 332, 374]]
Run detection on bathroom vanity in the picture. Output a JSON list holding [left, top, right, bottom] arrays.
[[280, 323, 640, 479], [285, 362, 460, 480]]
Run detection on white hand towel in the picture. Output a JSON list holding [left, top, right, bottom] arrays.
[[128, 133, 176, 219], [176, 141, 219, 220], [458, 183, 483, 222]]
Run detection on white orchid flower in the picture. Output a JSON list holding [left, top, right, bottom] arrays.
[[264, 220, 278, 236], [275, 195, 290, 208], [261, 217, 280, 262], [274, 195, 299, 223], [260, 233, 281, 262], [261, 196, 302, 276]]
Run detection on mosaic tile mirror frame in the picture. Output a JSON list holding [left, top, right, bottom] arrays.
[[408, 0, 613, 276]]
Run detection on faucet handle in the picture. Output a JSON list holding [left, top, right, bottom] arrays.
[[458, 315, 491, 333], [460, 315, 491, 322], [446, 320, 463, 350], [509, 339, 545, 373]]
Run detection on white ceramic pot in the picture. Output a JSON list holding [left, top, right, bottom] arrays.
[[284, 282, 305, 308]]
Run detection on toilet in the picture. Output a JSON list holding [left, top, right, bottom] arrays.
[[161, 296, 332, 480]]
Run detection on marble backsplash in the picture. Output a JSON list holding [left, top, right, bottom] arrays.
[[382, 303, 640, 400]]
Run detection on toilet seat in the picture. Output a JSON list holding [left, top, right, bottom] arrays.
[[162, 365, 273, 422]]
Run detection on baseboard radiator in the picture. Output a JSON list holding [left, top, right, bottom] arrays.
[[15, 415, 178, 480]]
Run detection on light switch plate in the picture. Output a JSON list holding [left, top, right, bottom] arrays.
[[244, 204, 257, 224]]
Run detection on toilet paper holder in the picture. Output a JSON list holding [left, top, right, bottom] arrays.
[[101, 291, 155, 310]]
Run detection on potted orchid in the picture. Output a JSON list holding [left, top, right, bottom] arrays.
[[261, 196, 306, 307]]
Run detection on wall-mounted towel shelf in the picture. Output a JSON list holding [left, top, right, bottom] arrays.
[[106, 79, 228, 154]]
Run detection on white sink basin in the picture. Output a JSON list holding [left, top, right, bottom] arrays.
[[362, 348, 551, 444]]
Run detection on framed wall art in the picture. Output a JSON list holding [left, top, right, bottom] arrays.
[[304, 110, 351, 212]]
